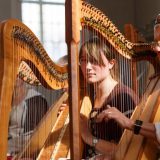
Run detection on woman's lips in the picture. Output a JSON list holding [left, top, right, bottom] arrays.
[[87, 73, 96, 77]]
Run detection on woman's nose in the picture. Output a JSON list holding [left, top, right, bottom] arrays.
[[86, 61, 92, 69]]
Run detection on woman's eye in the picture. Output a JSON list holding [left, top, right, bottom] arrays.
[[90, 58, 99, 65], [79, 58, 87, 64], [79, 57, 99, 65]]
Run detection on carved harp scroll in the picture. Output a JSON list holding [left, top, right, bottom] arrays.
[[0, 19, 68, 160]]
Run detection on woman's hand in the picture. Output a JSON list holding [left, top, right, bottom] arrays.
[[80, 114, 93, 146], [152, 41, 160, 60], [152, 41, 160, 52], [96, 105, 134, 130], [80, 114, 117, 157], [57, 88, 68, 117], [57, 103, 67, 117]]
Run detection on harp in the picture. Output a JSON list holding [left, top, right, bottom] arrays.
[[78, 1, 160, 160], [0, 1, 160, 160], [0, 18, 69, 159], [0, 0, 82, 159], [115, 21, 160, 160]]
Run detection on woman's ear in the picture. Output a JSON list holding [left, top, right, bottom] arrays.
[[109, 59, 116, 69]]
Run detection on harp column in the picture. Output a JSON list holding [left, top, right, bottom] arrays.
[[65, 0, 81, 159]]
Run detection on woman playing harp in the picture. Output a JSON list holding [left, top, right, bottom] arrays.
[[79, 37, 139, 159], [96, 13, 160, 148]]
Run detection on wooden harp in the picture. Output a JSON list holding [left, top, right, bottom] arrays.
[[0, 18, 68, 160], [79, 1, 160, 160], [0, 0, 81, 159], [115, 19, 160, 160]]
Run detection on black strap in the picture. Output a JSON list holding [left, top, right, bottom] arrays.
[[134, 120, 143, 135]]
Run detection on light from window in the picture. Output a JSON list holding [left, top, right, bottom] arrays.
[[22, 3, 40, 38], [43, 4, 66, 61], [21, 0, 67, 62]]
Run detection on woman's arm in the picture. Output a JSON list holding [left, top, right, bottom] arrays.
[[96, 106, 158, 143], [80, 114, 117, 156]]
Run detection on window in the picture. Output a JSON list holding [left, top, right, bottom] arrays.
[[21, 0, 67, 61]]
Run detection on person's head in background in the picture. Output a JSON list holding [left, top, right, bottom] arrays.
[[57, 55, 68, 66], [154, 14, 160, 42], [56, 55, 68, 92], [79, 37, 117, 85], [12, 77, 28, 106], [154, 13, 160, 60]]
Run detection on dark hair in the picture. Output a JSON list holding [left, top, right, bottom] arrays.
[[79, 37, 115, 65]]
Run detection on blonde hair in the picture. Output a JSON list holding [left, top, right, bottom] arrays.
[[80, 37, 115, 64], [79, 37, 118, 80]]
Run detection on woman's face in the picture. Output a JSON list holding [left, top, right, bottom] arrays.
[[80, 48, 114, 84]]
